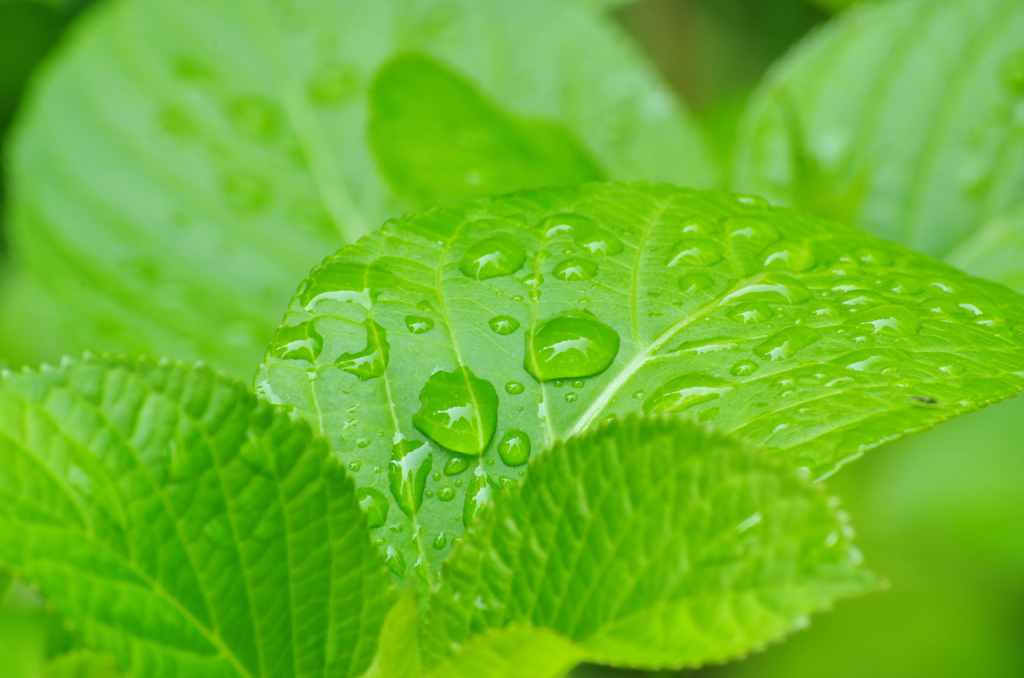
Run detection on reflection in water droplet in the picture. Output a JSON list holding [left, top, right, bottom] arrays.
[[565, 392, 578, 402], [385, 546, 406, 576], [730, 360, 759, 377], [724, 217, 780, 244], [576, 229, 624, 256], [497, 430, 531, 466], [846, 306, 921, 337], [643, 373, 732, 414], [680, 217, 719, 236], [356, 487, 389, 528], [459, 238, 527, 280], [388, 440, 433, 517], [759, 241, 816, 272], [464, 468, 493, 524], [753, 326, 822, 361], [723, 273, 811, 304], [505, 381, 525, 395], [489, 315, 521, 335], [838, 290, 888, 310], [542, 213, 597, 239], [405, 315, 435, 334], [808, 302, 840, 318], [666, 238, 723, 267], [734, 193, 769, 207], [678, 272, 714, 293], [525, 313, 621, 381], [886, 276, 923, 295], [437, 486, 456, 501], [414, 368, 498, 455], [672, 337, 739, 355], [336, 320, 390, 380], [433, 532, 448, 549], [553, 257, 599, 281], [726, 301, 774, 324], [572, 380, 585, 388], [842, 348, 910, 373], [272, 321, 323, 362]]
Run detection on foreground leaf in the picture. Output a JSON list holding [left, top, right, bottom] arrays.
[[2, 0, 716, 379], [426, 417, 874, 672], [0, 358, 392, 678], [257, 182, 1024, 581], [733, 0, 1024, 260]]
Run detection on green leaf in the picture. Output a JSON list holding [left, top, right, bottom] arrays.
[[945, 201, 1024, 293], [733, 0, 1024, 260], [0, 568, 11, 603], [257, 182, 1024, 583], [2, 0, 717, 380], [426, 416, 874, 671], [42, 651, 120, 678], [0, 357, 392, 678], [428, 627, 585, 678], [359, 588, 421, 678]]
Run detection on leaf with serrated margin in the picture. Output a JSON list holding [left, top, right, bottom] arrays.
[[1, 0, 716, 379], [257, 182, 1024, 584], [0, 357, 392, 678], [425, 416, 874, 672], [733, 0, 1024, 262]]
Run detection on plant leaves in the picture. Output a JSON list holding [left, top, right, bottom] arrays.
[[425, 416, 874, 671], [257, 182, 1024, 583], [427, 626, 585, 678], [0, 357, 392, 678], [733, 0, 1024, 260], [359, 588, 421, 678], [42, 651, 121, 678], [1, 0, 717, 379]]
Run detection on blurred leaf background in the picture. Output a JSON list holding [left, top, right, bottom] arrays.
[[0, 0, 1020, 676]]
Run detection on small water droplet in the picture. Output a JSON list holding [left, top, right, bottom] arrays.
[[678, 272, 714, 293], [838, 290, 888, 311], [553, 257, 599, 281], [758, 241, 815, 272], [385, 546, 406, 576], [349, 460, 362, 472], [405, 316, 435, 334], [356, 487, 389, 528], [680, 216, 720, 236], [808, 302, 840, 318], [723, 273, 811, 304], [753, 326, 822, 361], [336, 320, 390, 380], [437, 486, 456, 501], [565, 392, 578, 402], [497, 430, 531, 467], [459, 238, 527, 280], [846, 306, 921, 337], [357, 438, 370, 448], [643, 374, 732, 414], [388, 440, 433, 517], [525, 312, 620, 381], [489, 315, 521, 335], [730, 359, 759, 377], [666, 238, 724, 267], [433, 532, 448, 549], [272, 321, 323, 362], [498, 476, 518, 490], [734, 193, 769, 207], [572, 380, 585, 388], [726, 301, 774, 324], [724, 216, 780, 244], [505, 381, 525, 395]]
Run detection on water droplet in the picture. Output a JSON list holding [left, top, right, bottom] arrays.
[[541, 212, 596, 239], [489, 315, 521, 335], [672, 337, 740, 355], [437, 486, 456, 502], [504, 381, 525, 395], [632, 390, 645, 399], [553, 257, 599, 281], [723, 273, 811, 304], [759, 241, 815, 272], [227, 97, 279, 140], [846, 306, 921, 337], [385, 546, 406, 576], [356, 487, 389, 528], [388, 439, 433, 517], [565, 392, 578, 402], [433, 532, 448, 549], [734, 193, 769, 207], [464, 468, 493, 523], [838, 290, 888, 311], [357, 438, 370, 449], [272, 321, 323, 362], [973, 314, 1007, 330], [678, 272, 714, 293], [443, 455, 471, 476], [525, 312, 621, 381], [730, 360, 759, 377], [842, 348, 909, 373], [726, 301, 774, 324], [666, 238, 724, 267], [724, 217, 780, 243], [405, 316, 434, 334], [414, 367, 498, 455], [497, 430, 531, 467], [576, 229, 623, 256], [498, 476, 518, 490], [680, 216, 720, 236], [643, 373, 732, 414], [349, 460, 362, 472], [808, 302, 840, 318], [336, 320, 390, 380], [300, 261, 394, 311], [753, 326, 822, 361], [459, 238, 527, 280], [886, 276, 923, 295], [572, 380, 585, 388]]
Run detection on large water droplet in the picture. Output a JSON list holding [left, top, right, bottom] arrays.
[[678, 272, 714, 293], [846, 306, 921, 337], [272, 321, 323, 362], [722, 273, 811, 304], [497, 430, 531, 467], [680, 216, 720, 236], [758, 241, 816, 272], [405, 316, 435, 334], [733, 193, 769, 207], [730, 359, 759, 377], [300, 261, 395, 311], [726, 301, 774, 324], [643, 373, 733, 414], [336, 320, 390, 380], [489, 315, 521, 335], [464, 467, 494, 523], [459, 237, 527, 280], [838, 290, 888, 311], [576, 228, 624, 256], [525, 312, 620, 381], [842, 348, 909, 374], [413, 367, 498, 455], [666, 238, 723, 267], [356, 487, 389, 528], [753, 326, 822, 361], [542, 213, 597, 239], [388, 439, 433, 517], [553, 257, 599, 281], [724, 216, 780, 244]]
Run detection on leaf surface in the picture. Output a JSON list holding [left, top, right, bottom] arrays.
[[0, 357, 392, 678], [257, 182, 1024, 582], [733, 0, 1024, 260], [2, 0, 716, 379], [426, 416, 874, 671]]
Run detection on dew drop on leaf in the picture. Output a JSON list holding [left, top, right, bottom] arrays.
[[272, 321, 323, 362], [463, 468, 493, 523], [388, 439, 433, 517], [733, 193, 769, 207], [335, 320, 390, 380], [553, 256, 599, 281], [488, 315, 521, 335], [437, 486, 456, 502], [504, 381, 525, 395], [724, 216, 780, 244], [846, 305, 921, 337], [572, 380, 585, 388], [565, 392, 578, 402], [433, 532, 448, 549], [524, 312, 620, 381], [497, 429, 531, 467], [413, 367, 498, 455], [643, 373, 733, 414], [730, 359, 760, 377], [459, 237, 527, 280], [443, 454, 472, 476], [575, 228, 623, 256], [726, 301, 774, 324], [838, 290, 888, 311], [680, 216, 720, 236], [541, 212, 597, 239], [356, 487, 389, 528], [678, 271, 714, 293], [723, 273, 811, 304], [753, 326, 823, 361], [405, 315, 435, 334], [759, 241, 816, 272], [666, 237, 724, 267], [385, 546, 406, 576]]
